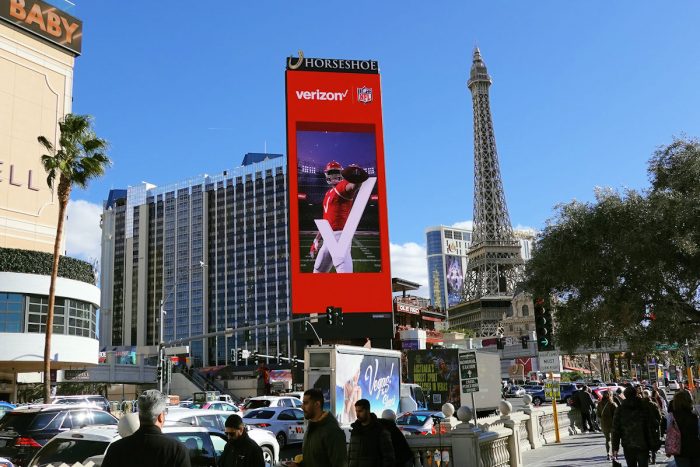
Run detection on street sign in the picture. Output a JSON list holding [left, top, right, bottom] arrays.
[[538, 351, 561, 372], [544, 380, 560, 399], [459, 351, 479, 394], [164, 345, 190, 356], [655, 343, 679, 351]]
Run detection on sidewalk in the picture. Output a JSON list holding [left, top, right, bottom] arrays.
[[523, 432, 671, 467]]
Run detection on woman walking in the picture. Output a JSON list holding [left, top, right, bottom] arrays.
[[669, 390, 700, 467], [596, 390, 618, 460]]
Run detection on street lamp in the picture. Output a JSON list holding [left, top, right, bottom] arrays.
[[159, 261, 206, 393]]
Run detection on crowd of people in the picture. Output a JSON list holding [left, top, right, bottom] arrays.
[[568, 383, 699, 467]]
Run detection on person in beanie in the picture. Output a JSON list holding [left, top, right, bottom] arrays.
[[102, 390, 190, 467], [347, 399, 394, 467], [378, 409, 414, 467], [612, 385, 655, 467], [219, 414, 264, 467]]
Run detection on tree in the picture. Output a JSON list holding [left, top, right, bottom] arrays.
[[38, 114, 110, 403], [524, 138, 700, 354]]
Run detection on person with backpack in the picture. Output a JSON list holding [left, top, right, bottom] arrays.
[[612, 386, 655, 467]]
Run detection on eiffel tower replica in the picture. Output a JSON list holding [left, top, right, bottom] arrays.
[[449, 48, 524, 337]]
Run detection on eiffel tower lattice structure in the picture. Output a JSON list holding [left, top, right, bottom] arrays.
[[449, 48, 524, 337]]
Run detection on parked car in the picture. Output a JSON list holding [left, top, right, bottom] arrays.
[[529, 383, 579, 406], [241, 396, 301, 413], [25, 424, 270, 467], [196, 402, 239, 412], [504, 386, 526, 398], [0, 404, 117, 466], [51, 395, 111, 413], [242, 407, 305, 448], [667, 380, 680, 391], [395, 411, 445, 436], [0, 403, 15, 420], [164, 408, 279, 464]]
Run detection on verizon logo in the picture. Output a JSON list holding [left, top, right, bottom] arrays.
[[295, 89, 349, 101]]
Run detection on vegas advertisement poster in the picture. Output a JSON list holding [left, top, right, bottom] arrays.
[[334, 352, 400, 425], [406, 349, 461, 410], [286, 57, 392, 315]]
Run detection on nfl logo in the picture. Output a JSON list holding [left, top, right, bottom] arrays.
[[357, 87, 373, 104]]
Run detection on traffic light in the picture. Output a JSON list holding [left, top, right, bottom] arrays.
[[534, 297, 555, 351], [236, 348, 243, 362], [326, 306, 334, 325], [277, 353, 283, 365], [521, 336, 529, 349], [244, 322, 251, 342], [334, 307, 344, 326], [156, 366, 162, 381], [292, 355, 298, 368]]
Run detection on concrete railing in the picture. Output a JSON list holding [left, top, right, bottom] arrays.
[[405, 395, 583, 467]]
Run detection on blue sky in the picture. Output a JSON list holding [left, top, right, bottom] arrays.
[[59, 1, 700, 291]]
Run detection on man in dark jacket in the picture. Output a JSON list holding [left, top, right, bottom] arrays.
[[378, 409, 413, 467], [611, 386, 654, 467], [219, 414, 264, 467], [287, 388, 347, 467], [102, 390, 191, 467], [347, 399, 394, 467], [575, 386, 596, 432]]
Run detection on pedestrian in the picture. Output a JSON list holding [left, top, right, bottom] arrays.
[[596, 390, 618, 460], [575, 385, 596, 432], [611, 385, 655, 467], [613, 387, 625, 406], [102, 389, 191, 467], [286, 388, 347, 467], [378, 409, 414, 467], [218, 414, 264, 467], [641, 389, 662, 464], [668, 390, 700, 467], [347, 399, 394, 467], [587, 386, 602, 431]]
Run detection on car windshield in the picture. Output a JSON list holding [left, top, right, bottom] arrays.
[[396, 414, 430, 426], [244, 410, 275, 420], [28, 439, 109, 467], [244, 400, 271, 409], [54, 399, 86, 405]]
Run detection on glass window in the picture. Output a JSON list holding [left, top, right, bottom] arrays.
[[278, 410, 295, 421], [197, 415, 221, 430], [27, 439, 109, 467], [521, 305, 529, 317], [0, 293, 24, 333], [91, 411, 117, 425], [244, 409, 274, 419]]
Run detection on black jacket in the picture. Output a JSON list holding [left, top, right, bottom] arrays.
[[348, 414, 395, 467], [102, 424, 191, 467], [377, 418, 413, 467], [218, 431, 265, 467], [674, 408, 700, 458], [611, 398, 654, 452]]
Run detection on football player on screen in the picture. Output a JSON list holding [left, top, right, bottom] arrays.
[[309, 160, 369, 273]]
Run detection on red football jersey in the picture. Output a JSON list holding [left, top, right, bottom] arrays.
[[322, 180, 355, 231]]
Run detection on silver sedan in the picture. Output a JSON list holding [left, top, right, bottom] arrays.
[[242, 407, 305, 448]]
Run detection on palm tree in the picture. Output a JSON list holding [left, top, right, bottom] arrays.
[[38, 114, 110, 403]]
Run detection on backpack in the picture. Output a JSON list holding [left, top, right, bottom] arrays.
[[665, 414, 682, 457]]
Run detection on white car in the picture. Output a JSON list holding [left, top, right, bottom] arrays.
[[27, 422, 278, 467], [667, 380, 680, 391], [164, 408, 279, 464], [243, 407, 305, 448], [241, 396, 302, 413]]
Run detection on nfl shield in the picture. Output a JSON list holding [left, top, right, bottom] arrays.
[[357, 86, 373, 104]]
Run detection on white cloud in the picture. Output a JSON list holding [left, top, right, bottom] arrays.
[[451, 220, 473, 231], [390, 242, 429, 297], [64, 199, 102, 265]]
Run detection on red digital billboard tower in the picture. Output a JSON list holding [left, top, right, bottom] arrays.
[[286, 53, 393, 338]]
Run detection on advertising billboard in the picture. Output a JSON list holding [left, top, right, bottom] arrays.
[[445, 255, 464, 307], [406, 349, 461, 410], [286, 55, 392, 317], [0, 0, 82, 54], [334, 352, 400, 424]]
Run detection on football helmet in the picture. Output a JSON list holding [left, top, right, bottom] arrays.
[[324, 160, 343, 185]]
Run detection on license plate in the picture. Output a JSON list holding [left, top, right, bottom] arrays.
[[0, 439, 7, 447]]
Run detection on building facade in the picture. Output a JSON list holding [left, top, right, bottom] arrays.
[[0, 3, 98, 402], [100, 154, 290, 367], [426, 225, 534, 313]]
